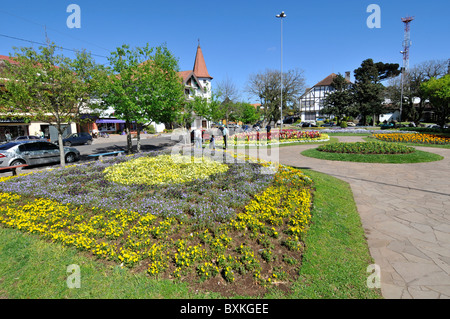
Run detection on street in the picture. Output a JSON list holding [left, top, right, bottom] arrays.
[[0, 133, 178, 176]]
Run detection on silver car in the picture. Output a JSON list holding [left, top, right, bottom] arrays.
[[0, 141, 80, 168]]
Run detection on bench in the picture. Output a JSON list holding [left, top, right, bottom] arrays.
[[0, 164, 29, 176], [87, 151, 125, 160]]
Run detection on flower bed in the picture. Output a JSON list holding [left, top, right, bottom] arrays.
[[213, 130, 328, 146], [317, 141, 415, 154], [0, 151, 314, 295], [373, 133, 450, 145]]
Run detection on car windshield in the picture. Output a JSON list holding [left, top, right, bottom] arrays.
[[0, 142, 19, 150]]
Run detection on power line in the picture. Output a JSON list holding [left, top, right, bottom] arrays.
[[0, 33, 109, 59], [0, 9, 111, 53]]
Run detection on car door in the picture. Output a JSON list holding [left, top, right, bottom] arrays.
[[37, 142, 61, 164], [17, 142, 41, 165]]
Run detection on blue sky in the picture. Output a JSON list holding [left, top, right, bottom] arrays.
[[0, 0, 449, 103]]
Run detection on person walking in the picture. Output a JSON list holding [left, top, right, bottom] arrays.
[[266, 124, 271, 141], [209, 134, 216, 150], [194, 127, 202, 149], [221, 125, 228, 149]]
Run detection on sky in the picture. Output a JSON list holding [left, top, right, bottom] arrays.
[[0, 0, 449, 103]]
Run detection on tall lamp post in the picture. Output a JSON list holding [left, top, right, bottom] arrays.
[[276, 11, 286, 130]]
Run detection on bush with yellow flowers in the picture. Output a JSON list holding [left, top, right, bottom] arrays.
[[0, 151, 314, 294]]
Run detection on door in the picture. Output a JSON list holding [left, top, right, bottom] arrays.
[[37, 142, 60, 164], [18, 143, 41, 165]]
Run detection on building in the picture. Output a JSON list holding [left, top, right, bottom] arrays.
[[178, 43, 213, 129], [299, 72, 351, 122]]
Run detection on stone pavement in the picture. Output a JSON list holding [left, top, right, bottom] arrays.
[[235, 136, 450, 299]]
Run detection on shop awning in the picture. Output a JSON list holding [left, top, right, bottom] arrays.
[[96, 119, 126, 124]]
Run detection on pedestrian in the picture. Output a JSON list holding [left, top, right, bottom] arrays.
[[194, 127, 202, 149], [209, 134, 215, 150], [266, 124, 271, 140], [221, 126, 228, 149], [5, 131, 11, 141]]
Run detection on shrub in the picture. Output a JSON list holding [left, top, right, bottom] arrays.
[[340, 121, 348, 128], [317, 141, 415, 154]]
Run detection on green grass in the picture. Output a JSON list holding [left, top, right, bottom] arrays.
[[301, 147, 443, 164], [0, 168, 382, 299]]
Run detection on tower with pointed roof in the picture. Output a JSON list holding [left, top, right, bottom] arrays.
[[192, 42, 213, 100], [177, 42, 213, 128]]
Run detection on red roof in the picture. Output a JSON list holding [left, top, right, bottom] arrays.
[[193, 45, 212, 79], [0, 55, 19, 65], [313, 73, 351, 87]]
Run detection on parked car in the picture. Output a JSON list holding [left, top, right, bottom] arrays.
[[13, 135, 47, 141], [347, 122, 356, 127], [56, 132, 93, 146], [320, 122, 335, 127], [0, 140, 80, 168]]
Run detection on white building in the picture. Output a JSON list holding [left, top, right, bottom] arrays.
[[299, 72, 351, 121], [178, 43, 213, 129]]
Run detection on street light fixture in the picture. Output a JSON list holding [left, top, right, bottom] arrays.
[[276, 11, 286, 130], [399, 51, 405, 125]]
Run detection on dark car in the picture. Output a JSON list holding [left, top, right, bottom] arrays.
[[58, 132, 93, 146], [0, 140, 80, 168]]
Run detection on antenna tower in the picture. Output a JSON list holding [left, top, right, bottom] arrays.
[[401, 16, 414, 73]]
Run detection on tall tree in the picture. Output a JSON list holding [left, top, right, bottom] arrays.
[[0, 44, 105, 166], [102, 43, 185, 153], [321, 73, 353, 124], [352, 59, 400, 125], [246, 68, 305, 125], [216, 76, 239, 128], [385, 59, 447, 123], [421, 74, 450, 127]]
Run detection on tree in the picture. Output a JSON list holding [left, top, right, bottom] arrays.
[[321, 73, 353, 124], [421, 74, 450, 127], [102, 43, 185, 153], [236, 102, 260, 124], [216, 76, 240, 128], [246, 68, 305, 125], [352, 59, 400, 125], [385, 59, 447, 123], [0, 44, 105, 166]]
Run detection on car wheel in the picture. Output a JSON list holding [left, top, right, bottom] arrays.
[[65, 153, 76, 163], [87, 139, 92, 145], [64, 141, 71, 146], [10, 159, 26, 166]]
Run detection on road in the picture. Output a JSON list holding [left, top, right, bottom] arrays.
[[0, 133, 178, 176]]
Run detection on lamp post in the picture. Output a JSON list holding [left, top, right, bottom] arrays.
[[276, 11, 286, 130], [399, 51, 405, 125]]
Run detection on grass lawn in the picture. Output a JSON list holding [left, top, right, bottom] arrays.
[[0, 163, 381, 299], [301, 147, 443, 164]]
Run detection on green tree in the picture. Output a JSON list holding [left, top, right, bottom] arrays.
[[236, 102, 260, 124], [352, 59, 400, 125], [421, 74, 450, 127], [322, 73, 353, 124], [103, 43, 185, 153], [0, 44, 105, 166]]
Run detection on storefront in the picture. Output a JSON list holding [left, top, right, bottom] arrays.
[[0, 118, 29, 142], [95, 119, 127, 134]]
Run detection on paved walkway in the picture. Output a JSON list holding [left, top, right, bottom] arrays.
[[236, 136, 450, 299]]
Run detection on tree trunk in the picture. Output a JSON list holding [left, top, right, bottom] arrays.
[[136, 125, 141, 153], [126, 120, 133, 154], [58, 131, 66, 167]]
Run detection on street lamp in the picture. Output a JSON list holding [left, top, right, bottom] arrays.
[[399, 51, 405, 125], [276, 11, 286, 130]]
